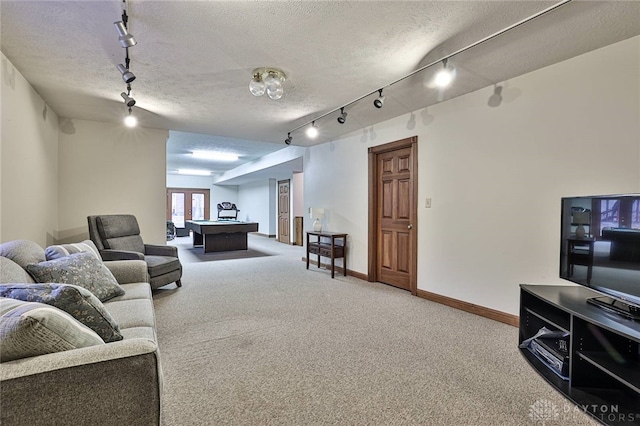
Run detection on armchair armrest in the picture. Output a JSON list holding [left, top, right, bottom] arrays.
[[144, 244, 178, 257], [100, 249, 145, 261], [104, 260, 149, 284]]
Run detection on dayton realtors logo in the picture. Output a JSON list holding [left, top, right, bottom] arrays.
[[528, 399, 560, 423], [529, 399, 639, 424]]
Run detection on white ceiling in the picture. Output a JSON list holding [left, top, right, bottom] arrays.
[[2, 1, 639, 181]]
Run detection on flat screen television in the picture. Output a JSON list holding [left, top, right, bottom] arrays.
[[559, 194, 640, 320]]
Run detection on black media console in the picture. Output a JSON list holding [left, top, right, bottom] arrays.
[[519, 284, 640, 425]]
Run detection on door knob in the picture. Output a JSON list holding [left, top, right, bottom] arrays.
[[408, 224, 413, 229]]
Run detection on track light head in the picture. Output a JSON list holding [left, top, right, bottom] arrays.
[[337, 107, 347, 124], [285, 133, 292, 145], [117, 64, 136, 83], [114, 21, 137, 48], [306, 122, 319, 138], [120, 92, 136, 107], [434, 59, 456, 88], [373, 89, 385, 108], [124, 108, 137, 127]]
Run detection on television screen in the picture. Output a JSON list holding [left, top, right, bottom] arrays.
[[559, 194, 640, 308]]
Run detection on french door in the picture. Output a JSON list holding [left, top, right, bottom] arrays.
[[167, 188, 210, 227]]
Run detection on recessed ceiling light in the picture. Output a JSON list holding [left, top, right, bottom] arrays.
[[191, 151, 238, 161], [177, 169, 211, 176]]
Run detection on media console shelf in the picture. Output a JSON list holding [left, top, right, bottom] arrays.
[[520, 284, 640, 425]]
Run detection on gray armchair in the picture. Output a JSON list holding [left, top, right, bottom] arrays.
[[88, 214, 182, 289]]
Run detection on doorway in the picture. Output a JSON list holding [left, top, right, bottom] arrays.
[[278, 180, 290, 244], [367, 136, 418, 295], [167, 188, 211, 228]]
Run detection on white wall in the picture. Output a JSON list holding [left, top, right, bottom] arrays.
[[166, 174, 238, 220], [237, 179, 273, 236], [304, 36, 640, 316], [57, 119, 169, 245], [1, 53, 59, 246]]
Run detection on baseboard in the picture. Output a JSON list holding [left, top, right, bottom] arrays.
[[416, 289, 519, 327], [302, 257, 368, 281]]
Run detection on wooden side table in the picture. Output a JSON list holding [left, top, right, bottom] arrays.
[[306, 231, 347, 278]]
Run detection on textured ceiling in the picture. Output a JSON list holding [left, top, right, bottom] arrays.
[[1, 1, 639, 178]]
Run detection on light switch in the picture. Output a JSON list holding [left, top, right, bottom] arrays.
[[425, 198, 432, 208]]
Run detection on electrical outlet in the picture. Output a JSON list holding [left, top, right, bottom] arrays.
[[425, 198, 432, 208]]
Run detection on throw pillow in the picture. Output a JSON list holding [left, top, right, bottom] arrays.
[[0, 298, 104, 362], [26, 252, 125, 302], [0, 283, 123, 343], [45, 240, 101, 261]]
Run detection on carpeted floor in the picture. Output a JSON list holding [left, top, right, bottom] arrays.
[[154, 235, 596, 425]]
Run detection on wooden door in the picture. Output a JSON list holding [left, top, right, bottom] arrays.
[[278, 180, 290, 244], [368, 137, 417, 294]]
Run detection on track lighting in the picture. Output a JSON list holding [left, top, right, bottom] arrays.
[[121, 92, 136, 107], [433, 59, 456, 88], [124, 108, 137, 127], [114, 21, 136, 48], [117, 64, 135, 83], [250, 68, 286, 100], [306, 122, 318, 138], [337, 108, 347, 124], [285, 133, 292, 145], [373, 89, 385, 108]]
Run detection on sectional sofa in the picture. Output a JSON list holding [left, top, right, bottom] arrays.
[[0, 240, 163, 426]]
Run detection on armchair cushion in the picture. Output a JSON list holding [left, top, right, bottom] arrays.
[[26, 252, 125, 302], [95, 215, 145, 254], [100, 249, 145, 261], [0, 283, 123, 343], [144, 244, 178, 257], [145, 256, 181, 278]]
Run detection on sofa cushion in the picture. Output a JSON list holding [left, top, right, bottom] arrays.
[[0, 257, 36, 284], [25, 252, 125, 302], [45, 240, 101, 261], [0, 298, 104, 362], [145, 255, 182, 278], [0, 283, 123, 343], [0, 240, 46, 268]]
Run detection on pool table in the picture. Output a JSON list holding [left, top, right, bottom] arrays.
[[185, 220, 259, 253]]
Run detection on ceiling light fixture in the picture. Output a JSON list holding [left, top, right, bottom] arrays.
[[114, 20, 136, 48], [124, 108, 137, 127], [306, 122, 319, 139], [337, 107, 348, 124], [117, 64, 135, 83], [433, 59, 456, 88], [191, 151, 238, 161], [177, 169, 211, 176], [373, 89, 385, 109], [283, 0, 571, 144], [249, 68, 286, 100], [121, 91, 136, 107], [285, 133, 293, 145]]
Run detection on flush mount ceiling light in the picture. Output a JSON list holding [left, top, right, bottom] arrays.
[[114, 20, 136, 48], [337, 108, 347, 124], [433, 59, 456, 88], [249, 67, 286, 100], [177, 169, 211, 176], [373, 89, 385, 108], [191, 151, 238, 161]]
